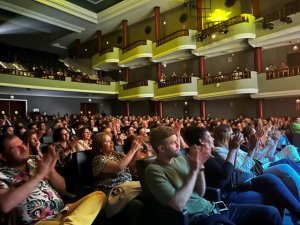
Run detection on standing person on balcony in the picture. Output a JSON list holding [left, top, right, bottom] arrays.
[[145, 126, 281, 225]]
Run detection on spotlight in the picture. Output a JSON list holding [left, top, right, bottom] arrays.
[[280, 17, 292, 24], [262, 22, 274, 30]]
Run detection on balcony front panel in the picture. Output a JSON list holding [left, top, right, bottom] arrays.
[[153, 77, 198, 101], [249, 13, 300, 49], [196, 71, 258, 100], [151, 30, 196, 63], [118, 80, 155, 101], [251, 73, 300, 99], [92, 47, 120, 71], [0, 73, 118, 94], [193, 15, 255, 58], [118, 40, 153, 69]]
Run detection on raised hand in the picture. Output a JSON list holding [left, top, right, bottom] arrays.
[[187, 147, 200, 172], [35, 145, 58, 180], [229, 133, 244, 150], [270, 130, 281, 142]]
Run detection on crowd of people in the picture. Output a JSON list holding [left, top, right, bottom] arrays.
[[1, 113, 300, 225]]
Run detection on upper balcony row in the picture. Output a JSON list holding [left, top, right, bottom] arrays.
[[92, 10, 300, 71]]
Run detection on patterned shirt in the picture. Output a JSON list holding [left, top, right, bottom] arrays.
[[0, 156, 64, 225], [92, 151, 132, 195]]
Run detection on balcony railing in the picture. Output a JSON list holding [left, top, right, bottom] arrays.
[[266, 65, 300, 80], [263, 0, 300, 23], [156, 29, 189, 47], [122, 40, 147, 54], [0, 67, 111, 85], [197, 15, 252, 41], [203, 70, 251, 85], [98, 46, 114, 56], [0, 68, 66, 81], [158, 76, 192, 88], [123, 80, 148, 90]]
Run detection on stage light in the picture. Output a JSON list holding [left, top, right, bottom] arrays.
[[280, 17, 292, 24], [262, 22, 274, 30]]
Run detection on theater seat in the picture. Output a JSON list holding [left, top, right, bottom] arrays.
[[67, 150, 95, 197]]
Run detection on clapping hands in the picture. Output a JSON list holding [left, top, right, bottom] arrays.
[[35, 145, 58, 180]]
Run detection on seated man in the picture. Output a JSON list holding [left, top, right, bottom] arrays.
[[145, 126, 282, 225], [0, 134, 106, 225]]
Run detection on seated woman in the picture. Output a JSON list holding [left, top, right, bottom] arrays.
[[25, 129, 43, 157], [183, 126, 300, 219], [92, 132, 144, 224], [75, 126, 92, 151], [52, 127, 77, 173], [213, 124, 300, 201]]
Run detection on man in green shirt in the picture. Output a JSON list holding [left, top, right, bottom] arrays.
[[145, 126, 281, 225]]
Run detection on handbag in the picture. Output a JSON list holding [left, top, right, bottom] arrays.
[[105, 181, 142, 218], [251, 159, 264, 176]]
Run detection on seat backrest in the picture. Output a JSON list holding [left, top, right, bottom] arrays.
[[135, 156, 158, 204], [70, 150, 94, 194]]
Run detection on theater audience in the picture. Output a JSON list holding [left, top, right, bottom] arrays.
[[145, 126, 281, 225], [213, 124, 300, 200], [184, 126, 300, 219]]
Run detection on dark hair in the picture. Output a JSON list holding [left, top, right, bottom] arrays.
[[2, 125, 13, 135], [77, 127, 90, 140], [183, 126, 207, 146], [0, 134, 16, 154], [52, 127, 67, 142], [241, 126, 253, 139]]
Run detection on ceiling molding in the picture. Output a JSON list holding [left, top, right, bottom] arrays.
[[35, 0, 98, 24], [0, 0, 85, 33], [97, 0, 150, 23]]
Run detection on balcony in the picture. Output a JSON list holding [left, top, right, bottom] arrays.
[[193, 14, 256, 58], [92, 47, 120, 71], [118, 40, 153, 69], [249, 1, 300, 49], [195, 71, 258, 100], [153, 76, 198, 100], [252, 66, 300, 99], [0, 72, 118, 95], [118, 80, 155, 101], [151, 29, 197, 64]]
